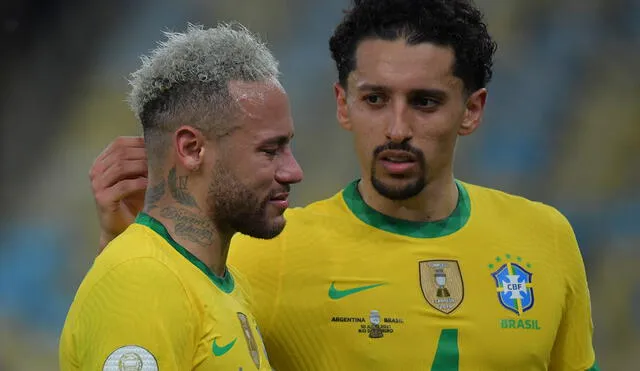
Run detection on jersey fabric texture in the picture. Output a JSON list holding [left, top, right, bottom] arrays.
[[60, 212, 271, 371], [228, 180, 598, 371]]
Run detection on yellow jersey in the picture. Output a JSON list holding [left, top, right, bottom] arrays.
[[228, 180, 598, 371], [60, 212, 271, 371]]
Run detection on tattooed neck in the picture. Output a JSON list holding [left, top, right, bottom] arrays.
[[145, 166, 201, 212], [168, 167, 200, 209], [156, 206, 230, 275], [144, 179, 166, 211], [159, 206, 217, 249]]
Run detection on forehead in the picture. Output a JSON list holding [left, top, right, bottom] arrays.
[[350, 39, 461, 92], [228, 79, 294, 141]]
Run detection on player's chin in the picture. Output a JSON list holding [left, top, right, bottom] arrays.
[[239, 213, 286, 239], [374, 172, 420, 188], [255, 216, 287, 239], [372, 175, 425, 200], [273, 214, 287, 229]]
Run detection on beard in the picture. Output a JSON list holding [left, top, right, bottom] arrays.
[[207, 162, 286, 239], [370, 141, 428, 200]]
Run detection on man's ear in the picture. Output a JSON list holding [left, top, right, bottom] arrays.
[[174, 126, 207, 171], [335, 82, 352, 131], [458, 88, 487, 136]]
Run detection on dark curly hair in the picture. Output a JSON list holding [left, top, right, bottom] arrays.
[[329, 0, 497, 94]]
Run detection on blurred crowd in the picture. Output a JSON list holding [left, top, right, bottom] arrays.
[[1, 0, 638, 369]]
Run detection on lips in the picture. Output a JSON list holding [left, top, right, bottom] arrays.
[[378, 149, 417, 163], [269, 192, 289, 201], [268, 191, 290, 211], [378, 150, 417, 174]]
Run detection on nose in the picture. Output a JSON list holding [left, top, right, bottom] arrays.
[[385, 101, 413, 143], [275, 150, 303, 185]]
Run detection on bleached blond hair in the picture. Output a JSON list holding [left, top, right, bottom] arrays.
[[127, 23, 280, 162]]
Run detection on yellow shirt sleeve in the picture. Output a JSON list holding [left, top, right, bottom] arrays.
[[548, 209, 598, 371], [60, 258, 198, 371]]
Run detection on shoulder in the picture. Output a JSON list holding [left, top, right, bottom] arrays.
[[463, 181, 568, 228], [65, 254, 196, 346], [73, 225, 193, 314], [291, 187, 350, 218], [63, 251, 196, 346], [278, 189, 350, 233], [227, 191, 345, 283], [463, 181, 580, 264], [231, 189, 345, 249], [94, 223, 189, 280], [98, 223, 162, 266], [76, 257, 190, 311], [61, 252, 199, 370]]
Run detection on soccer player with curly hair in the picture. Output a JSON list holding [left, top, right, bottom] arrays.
[[60, 24, 302, 370], [86, 1, 598, 369]]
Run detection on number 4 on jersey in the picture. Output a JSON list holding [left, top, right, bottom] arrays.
[[431, 329, 459, 371]]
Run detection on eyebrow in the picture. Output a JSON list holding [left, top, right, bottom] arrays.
[[355, 83, 389, 92], [259, 134, 293, 147], [355, 83, 448, 99]]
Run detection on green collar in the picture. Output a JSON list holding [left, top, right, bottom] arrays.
[[342, 180, 471, 238], [135, 212, 235, 293]]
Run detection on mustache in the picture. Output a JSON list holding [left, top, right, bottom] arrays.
[[269, 184, 290, 196], [373, 141, 423, 157]]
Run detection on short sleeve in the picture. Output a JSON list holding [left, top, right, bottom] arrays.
[[60, 258, 198, 371], [548, 209, 599, 371]]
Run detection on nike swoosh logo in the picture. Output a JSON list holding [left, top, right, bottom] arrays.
[[212, 337, 237, 356], [329, 282, 385, 300]]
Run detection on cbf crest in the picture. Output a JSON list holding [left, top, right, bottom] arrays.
[[490, 256, 535, 315], [419, 260, 464, 314]]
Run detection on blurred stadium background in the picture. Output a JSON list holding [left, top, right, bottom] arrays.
[[1, 0, 638, 369]]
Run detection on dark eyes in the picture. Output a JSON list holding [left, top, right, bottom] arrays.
[[365, 94, 384, 105], [410, 95, 440, 109], [363, 93, 440, 110]]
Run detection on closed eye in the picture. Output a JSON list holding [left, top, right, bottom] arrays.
[[261, 148, 279, 157], [258, 135, 292, 158]]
